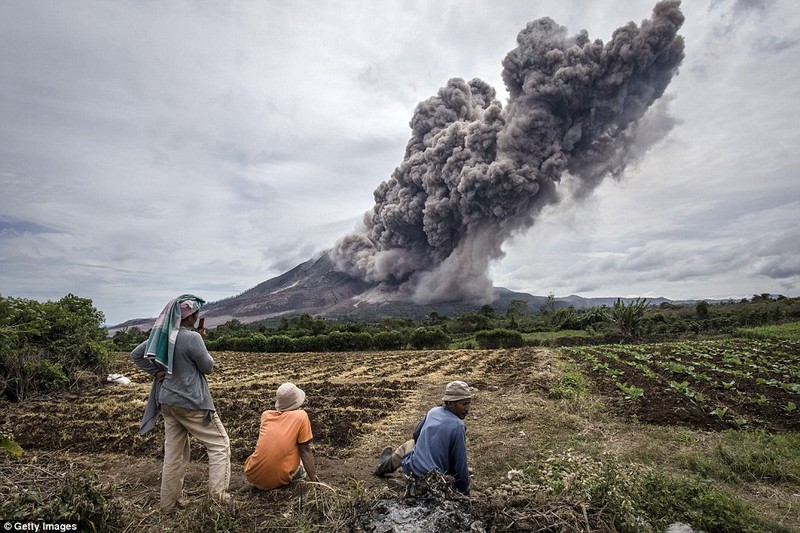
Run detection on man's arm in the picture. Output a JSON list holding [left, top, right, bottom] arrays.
[[412, 414, 427, 442], [187, 331, 215, 374], [299, 442, 319, 482], [130, 340, 162, 377], [449, 425, 470, 494]]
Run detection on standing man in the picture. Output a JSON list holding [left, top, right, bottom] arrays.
[[130, 294, 231, 512], [244, 382, 320, 490], [374, 380, 472, 494]]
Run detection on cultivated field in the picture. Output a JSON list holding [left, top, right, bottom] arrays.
[[2, 340, 799, 531]]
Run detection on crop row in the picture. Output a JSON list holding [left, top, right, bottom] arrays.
[[562, 338, 799, 431]]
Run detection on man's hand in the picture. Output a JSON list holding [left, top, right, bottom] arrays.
[[155, 370, 166, 381]]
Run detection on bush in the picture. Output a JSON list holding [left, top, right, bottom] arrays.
[[111, 326, 149, 351], [409, 327, 450, 350], [372, 330, 406, 350], [475, 328, 524, 349], [0, 294, 115, 401], [265, 335, 294, 352], [292, 335, 328, 352], [325, 331, 373, 352], [636, 470, 762, 533], [517, 451, 770, 533]]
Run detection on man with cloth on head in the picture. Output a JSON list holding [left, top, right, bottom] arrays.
[[374, 380, 472, 494], [244, 382, 320, 490], [130, 294, 231, 513]]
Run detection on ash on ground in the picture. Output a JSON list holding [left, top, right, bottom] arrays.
[[357, 473, 485, 533]]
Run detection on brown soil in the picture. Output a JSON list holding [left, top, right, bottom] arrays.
[[1, 343, 798, 531], [563, 339, 800, 432], [1, 348, 548, 524]]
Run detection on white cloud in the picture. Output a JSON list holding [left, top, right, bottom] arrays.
[[1, 0, 798, 324]]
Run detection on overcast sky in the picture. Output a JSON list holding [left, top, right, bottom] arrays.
[[1, 0, 798, 325]]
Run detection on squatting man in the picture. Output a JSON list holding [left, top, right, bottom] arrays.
[[374, 380, 473, 494]]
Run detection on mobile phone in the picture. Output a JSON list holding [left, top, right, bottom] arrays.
[[198, 317, 205, 330]]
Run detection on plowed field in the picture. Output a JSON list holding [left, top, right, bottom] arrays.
[[2, 341, 799, 531]]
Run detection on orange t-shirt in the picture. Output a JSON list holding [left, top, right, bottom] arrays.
[[243, 409, 313, 490]]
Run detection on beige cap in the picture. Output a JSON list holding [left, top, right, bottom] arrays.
[[442, 380, 472, 402]]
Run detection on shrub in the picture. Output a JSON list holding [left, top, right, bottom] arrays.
[[292, 335, 328, 352], [0, 294, 115, 401], [516, 451, 769, 533], [475, 328, 524, 349], [636, 470, 762, 533], [265, 335, 294, 353], [0, 460, 122, 530], [111, 326, 149, 351], [372, 330, 406, 350], [409, 327, 450, 350], [325, 331, 373, 352]]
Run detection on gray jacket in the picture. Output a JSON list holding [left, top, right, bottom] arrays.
[[131, 328, 216, 433]]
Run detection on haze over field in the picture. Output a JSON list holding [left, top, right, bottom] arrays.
[[1, 0, 798, 325]]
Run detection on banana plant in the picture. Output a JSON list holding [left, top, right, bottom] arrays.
[[611, 298, 650, 340]]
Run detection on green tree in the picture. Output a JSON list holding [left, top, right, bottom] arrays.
[[506, 299, 528, 318], [0, 294, 115, 401], [111, 327, 148, 351], [373, 331, 406, 350], [695, 300, 710, 320], [611, 298, 650, 340]]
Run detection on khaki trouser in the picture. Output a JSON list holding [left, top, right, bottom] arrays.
[[160, 404, 231, 512]]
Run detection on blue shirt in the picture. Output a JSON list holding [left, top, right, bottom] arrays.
[[401, 405, 470, 493]]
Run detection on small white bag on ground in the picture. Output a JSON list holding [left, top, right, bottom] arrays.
[[107, 373, 132, 385]]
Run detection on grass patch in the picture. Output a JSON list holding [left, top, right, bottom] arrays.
[[679, 430, 800, 484], [549, 365, 589, 400], [0, 456, 123, 530], [484, 452, 786, 533], [736, 321, 800, 341], [523, 330, 592, 342]]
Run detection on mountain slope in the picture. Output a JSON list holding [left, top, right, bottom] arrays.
[[109, 252, 687, 331]]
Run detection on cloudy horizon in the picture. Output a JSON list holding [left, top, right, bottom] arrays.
[[1, 0, 798, 325]]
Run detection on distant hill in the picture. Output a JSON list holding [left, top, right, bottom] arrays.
[[108, 252, 692, 332]]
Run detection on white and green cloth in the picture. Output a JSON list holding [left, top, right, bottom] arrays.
[[144, 294, 205, 375]]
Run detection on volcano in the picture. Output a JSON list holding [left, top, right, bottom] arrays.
[[110, 2, 686, 332], [199, 252, 555, 326], [110, 253, 560, 331], [109, 252, 680, 332]]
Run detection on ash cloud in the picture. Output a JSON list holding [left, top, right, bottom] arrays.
[[331, 1, 685, 304]]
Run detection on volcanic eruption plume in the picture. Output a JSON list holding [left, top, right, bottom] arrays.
[[330, 1, 685, 304]]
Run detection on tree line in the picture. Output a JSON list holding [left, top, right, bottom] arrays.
[[112, 294, 800, 352], [2, 292, 798, 402]]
